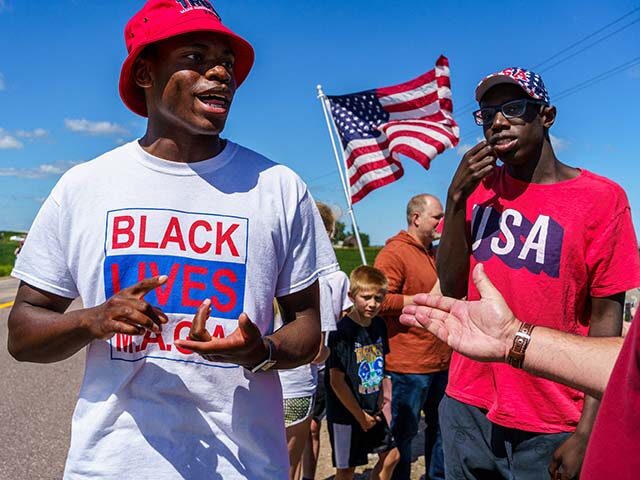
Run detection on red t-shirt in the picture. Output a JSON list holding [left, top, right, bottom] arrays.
[[447, 167, 640, 433], [582, 310, 640, 478]]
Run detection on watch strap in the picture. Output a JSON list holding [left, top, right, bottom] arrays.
[[249, 337, 276, 373], [507, 322, 535, 369]]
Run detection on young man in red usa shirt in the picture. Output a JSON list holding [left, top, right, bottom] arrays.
[[434, 67, 640, 479]]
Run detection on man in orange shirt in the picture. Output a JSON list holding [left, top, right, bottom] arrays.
[[374, 194, 451, 480]]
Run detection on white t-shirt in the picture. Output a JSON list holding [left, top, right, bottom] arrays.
[[277, 270, 351, 398], [12, 140, 338, 480]]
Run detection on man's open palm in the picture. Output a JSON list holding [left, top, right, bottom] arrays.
[[400, 264, 519, 363]]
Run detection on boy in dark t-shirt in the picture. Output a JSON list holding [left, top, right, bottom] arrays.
[[326, 266, 399, 480]]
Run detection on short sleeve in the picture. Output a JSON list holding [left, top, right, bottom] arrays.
[[275, 190, 338, 297], [587, 206, 640, 297], [326, 329, 348, 373], [339, 274, 353, 311], [319, 271, 352, 333], [12, 192, 79, 298], [319, 277, 338, 333]]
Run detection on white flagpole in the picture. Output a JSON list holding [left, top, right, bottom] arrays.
[[316, 84, 367, 266]]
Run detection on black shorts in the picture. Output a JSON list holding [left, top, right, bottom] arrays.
[[328, 416, 395, 469], [312, 369, 326, 420]]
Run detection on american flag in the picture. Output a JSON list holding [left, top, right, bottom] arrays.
[[327, 55, 460, 204]]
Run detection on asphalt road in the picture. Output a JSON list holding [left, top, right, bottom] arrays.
[[0, 277, 84, 480], [0, 276, 426, 479], [0, 276, 18, 306]]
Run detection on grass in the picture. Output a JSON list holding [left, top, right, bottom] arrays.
[[0, 231, 22, 277], [334, 247, 382, 275]]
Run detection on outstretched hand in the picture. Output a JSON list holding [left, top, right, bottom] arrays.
[[174, 299, 268, 368], [399, 264, 519, 363]]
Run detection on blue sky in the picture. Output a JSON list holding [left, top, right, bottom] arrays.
[[1, 0, 639, 245]]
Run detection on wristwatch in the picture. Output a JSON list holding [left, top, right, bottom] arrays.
[[249, 337, 277, 373], [507, 322, 535, 369]]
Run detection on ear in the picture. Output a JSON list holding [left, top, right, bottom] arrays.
[[412, 212, 421, 228], [133, 57, 154, 89], [540, 105, 556, 129]]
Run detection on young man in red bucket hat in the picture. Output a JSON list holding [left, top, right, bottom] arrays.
[[8, 1, 338, 478]]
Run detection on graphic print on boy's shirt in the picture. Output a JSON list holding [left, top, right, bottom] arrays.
[[470, 203, 564, 278], [103, 207, 247, 367], [355, 340, 384, 394]]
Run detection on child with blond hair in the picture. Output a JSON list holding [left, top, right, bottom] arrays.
[[326, 266, 399, 480]]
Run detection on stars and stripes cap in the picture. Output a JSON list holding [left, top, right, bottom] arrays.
[[119, 0, 254, 117], [475, 67, 550, 104]]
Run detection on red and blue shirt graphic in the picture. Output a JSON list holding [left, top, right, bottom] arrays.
[[103, 207, 248, 367], [470, 204, 564, 278]]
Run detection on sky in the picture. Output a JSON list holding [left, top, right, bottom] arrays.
[[0, 0, 639, 245]]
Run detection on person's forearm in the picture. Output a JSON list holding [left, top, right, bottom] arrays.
[[8, 304, 94, 363], [269, 310, 320, 369], [575, 396, 599, 436], [330, 371, 365, 422], [274, 281, 321, 369], [379, 294, 414, 317], [437, 198, 470, 299], [312, 345, 330, 365], [377, 377, 388, 411], [575, 294, 623, 434], [522, 327, 623, 399]]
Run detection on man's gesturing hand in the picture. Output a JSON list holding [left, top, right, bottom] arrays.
[[174, 299, 269, 368], [85, 276, 169, 339], [399, 264, 519, 363]]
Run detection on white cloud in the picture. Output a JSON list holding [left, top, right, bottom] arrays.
[[65, 118, 128, 136], [0, 128, 22, 149], [0, 161, 78, 179], [457, 143, 474, 155], [16, 128, 48, 138], [0, 73, 5, 91], [456, 138, 484, 155], [550, 134, 569, 151]]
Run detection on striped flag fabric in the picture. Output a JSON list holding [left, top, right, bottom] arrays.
[[327, 55, 460, 204]]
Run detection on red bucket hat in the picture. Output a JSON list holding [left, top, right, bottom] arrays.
[[119, 0, 255, 117]]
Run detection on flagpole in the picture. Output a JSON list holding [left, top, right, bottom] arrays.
[[316, 84, 367, 266]]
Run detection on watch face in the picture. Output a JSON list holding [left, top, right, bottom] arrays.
[[259, 360, 277, 372], [251, 359, 277, 373]]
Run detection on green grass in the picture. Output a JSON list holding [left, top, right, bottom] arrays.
[[334, 247, 381, 275], [0, 231, 23, 277]]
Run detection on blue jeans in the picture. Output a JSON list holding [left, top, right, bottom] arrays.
[[389, 370, 448, 480]]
